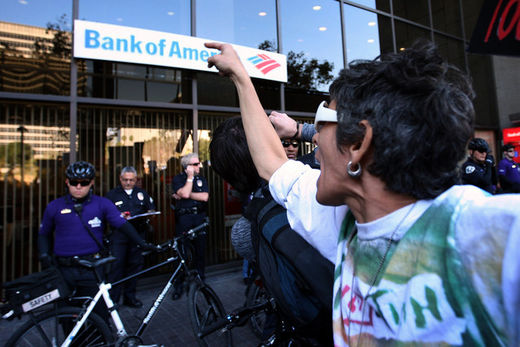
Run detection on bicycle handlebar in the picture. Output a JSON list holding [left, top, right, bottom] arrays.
[[183, 219, 209, 240], [142, 219, 209, 256]]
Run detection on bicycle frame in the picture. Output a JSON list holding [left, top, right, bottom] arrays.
[[61, 221, 208, 346]]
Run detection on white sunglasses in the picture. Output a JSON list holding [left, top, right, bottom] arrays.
[[314, 101, 337, 130]]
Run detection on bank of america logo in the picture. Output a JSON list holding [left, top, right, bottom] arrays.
[[247, 54, 281, 74]]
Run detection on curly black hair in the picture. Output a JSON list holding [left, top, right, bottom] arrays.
[[333, 40, 475, 199], [210, 116, 262, 194]]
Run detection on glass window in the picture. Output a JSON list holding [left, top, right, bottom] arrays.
[[197, 72, 239, 107], [434, 35, 466, 71], [462, 0, 486, 42], [282, 0, 343, 112], [344, 5, 393, 63], [116, 79, 145, 101], [394, 20, 431, 51], [253, 79, 281, 111], [431, 0, 462, 36], [392, 0, 430, 27], [349, 0, 391, 13], [78, 61, 191, 103], [196, 0, 277, 49], [467, 54, 499, 128], [0, 2, 72, 96], [78, 0, 190, 35], [1, 0, 71, 28]]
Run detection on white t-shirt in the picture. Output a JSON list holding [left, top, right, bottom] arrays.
[[269, 159, 520, 345]]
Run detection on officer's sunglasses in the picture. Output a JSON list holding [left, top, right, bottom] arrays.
[[188, 162, 201, 166], [281, 140, 300, 148], [69, 179, 91, 187]]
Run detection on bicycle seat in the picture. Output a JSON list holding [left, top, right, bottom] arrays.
[[76, 256, 117, 269]]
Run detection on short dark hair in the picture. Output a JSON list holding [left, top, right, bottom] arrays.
[[502, 144, 515, 152], [333, 40, 475, 199], [210, 117, 262, 194]]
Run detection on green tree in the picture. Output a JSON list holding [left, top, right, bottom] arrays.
[[258, 40, 334, 90]]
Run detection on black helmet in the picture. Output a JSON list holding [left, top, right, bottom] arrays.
[[468, 138, 489, 152], [66, 161, 95, 180]]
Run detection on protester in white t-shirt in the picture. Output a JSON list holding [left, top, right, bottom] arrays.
[[205, 40, 520, 346]]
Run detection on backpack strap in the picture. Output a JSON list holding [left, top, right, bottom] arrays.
[[254, 188, 334, 312]]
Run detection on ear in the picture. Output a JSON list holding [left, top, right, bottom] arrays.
[[346, 120, 373, 166]]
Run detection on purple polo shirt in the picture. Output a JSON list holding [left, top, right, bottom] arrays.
[[497, 158, 520, 184], [39, 194, 126, 257]]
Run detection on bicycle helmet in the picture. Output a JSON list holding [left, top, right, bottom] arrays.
[[65, 161, 96, 180], [468, 138, 489, 152]]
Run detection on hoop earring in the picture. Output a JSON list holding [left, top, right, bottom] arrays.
[[347, 161, 362, 177]]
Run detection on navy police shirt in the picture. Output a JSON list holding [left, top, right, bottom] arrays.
[[39, 194, 126, 256], [172, 172, 209, 211], [106, 186, 155, 220]]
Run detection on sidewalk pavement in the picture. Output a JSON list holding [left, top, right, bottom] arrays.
[[0, 262, 261, 346]]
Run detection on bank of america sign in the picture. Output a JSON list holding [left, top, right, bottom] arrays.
[[74, 20, 287, 83]]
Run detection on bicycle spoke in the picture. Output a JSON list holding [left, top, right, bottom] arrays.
[[197, 301, 218, 329], [6, 307, 113, 347]]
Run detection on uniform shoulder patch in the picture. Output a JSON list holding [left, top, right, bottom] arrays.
[[465, 165, 475, 174]]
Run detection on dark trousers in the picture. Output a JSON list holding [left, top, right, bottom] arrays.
[[108, 231, 144, 303], [59, 264, 108, 320], [176, 212, 207, 279]]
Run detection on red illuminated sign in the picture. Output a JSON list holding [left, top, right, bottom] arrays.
[[503, 127, 520, 143]]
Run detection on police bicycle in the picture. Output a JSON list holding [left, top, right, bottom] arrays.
[[2, 219, 232, 347], [193, 283, 307, 347]]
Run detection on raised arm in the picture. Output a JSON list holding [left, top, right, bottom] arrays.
[[205, 42, 287, 180]]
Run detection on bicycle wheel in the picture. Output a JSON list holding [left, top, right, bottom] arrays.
[[246, 281, 269, 339], [188, 281, 233, 347], [5, 306, 113, 347]]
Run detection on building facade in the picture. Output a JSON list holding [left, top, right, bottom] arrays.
[[1, 0, 517, 282]]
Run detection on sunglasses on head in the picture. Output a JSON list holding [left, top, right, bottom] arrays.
[[281, 140, 300, 148], [69, 179, 91, 187], [314, 101, 338, 131]]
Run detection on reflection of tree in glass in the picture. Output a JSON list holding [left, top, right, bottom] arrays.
[[258, 40, 334, 90], [198, 136, 210, 162], [34, 14, 71, 58], [0, 143, 33, 167]]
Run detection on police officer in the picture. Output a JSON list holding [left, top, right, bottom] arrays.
[[461, 138, 496, 193], [171, 153, 209, 299], [38, 161, 158, 317], [106, 166, 156, 308], [497, 144, 520, 193]]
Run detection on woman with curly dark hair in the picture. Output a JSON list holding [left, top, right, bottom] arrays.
[[205, 40, 520, 346]]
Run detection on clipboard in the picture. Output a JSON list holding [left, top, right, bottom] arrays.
[[127, 211, 161, 221]]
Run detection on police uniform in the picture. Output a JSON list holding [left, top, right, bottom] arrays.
[[461, 157, 494, 193], [106, 185, 155, 304], [497, 157, 520, 193], [39, 193, 126, 317], [172, 172, 208, 279]]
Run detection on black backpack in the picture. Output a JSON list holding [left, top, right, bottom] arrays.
[[245, 185, 334, 342]]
